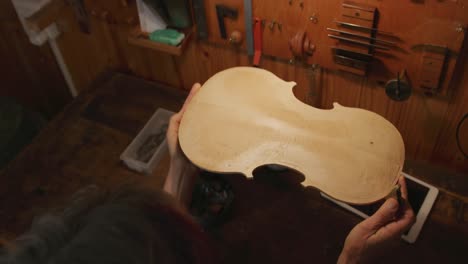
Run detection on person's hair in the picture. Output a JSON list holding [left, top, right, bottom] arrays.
[[0, 185, 213, 264]]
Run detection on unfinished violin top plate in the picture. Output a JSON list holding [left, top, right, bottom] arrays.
[[179, 67, 404, 204]]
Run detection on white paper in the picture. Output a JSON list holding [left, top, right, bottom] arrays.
[[136, 0, 167, 33]]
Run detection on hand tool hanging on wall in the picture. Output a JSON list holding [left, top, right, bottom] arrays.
[[253, 17, 263, 67], [334, 55, 369, 71], [334, 20, 394, 36], [244, 0, 254, 56], [229, 30, 242, 45], [192, 0, 208, 39], [216, 5, 238, 39], [327, 28, 396, 46], [328, 34, 390, 50], [412, 44, 449, 94], [67, 0, 90, 33], [332, 47, 371, 72], [385, 70, 412, 101], [289, 31, 315, 58], [332, 47, 373, 62]]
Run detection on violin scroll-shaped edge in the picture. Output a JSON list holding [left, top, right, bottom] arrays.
[[179, 67, 405, 205]]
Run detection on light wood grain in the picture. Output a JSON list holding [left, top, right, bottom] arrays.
[[179, 67, 404, 204]]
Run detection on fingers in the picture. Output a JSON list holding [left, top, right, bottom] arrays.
[[361, 198, 399, 233], [398, 175, 408, 200], [167, 113, 182, 142], [180, 83, 201, 114], [169, 112, 182, 129], [380, 205, 416, 237], [166, 83, 201, 157], [397, 175, 415, 220], [168, 83, 201, 136], [354, 176, 416, 244], [364, 176, 415, 240]]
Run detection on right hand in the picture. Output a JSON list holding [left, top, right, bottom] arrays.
[[338, 176, 416, 263]]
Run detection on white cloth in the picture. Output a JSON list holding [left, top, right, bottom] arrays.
[[11, 0, 60, 46]]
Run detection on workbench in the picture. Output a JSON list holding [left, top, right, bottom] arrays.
[[0, 72, 466, 263]]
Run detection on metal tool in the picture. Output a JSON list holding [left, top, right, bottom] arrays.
[[331, 47, 373, 62], [67, 0, 90, 33], [192, 0, 208, 39], [334, 55, 369, 70], [244, 0, 254, 56], [216, 5, 238, 39], [385, 70, 412, 101], [328, 34, 390, 50], [334, 20, 394, 36], [327, 28, 396, 46]]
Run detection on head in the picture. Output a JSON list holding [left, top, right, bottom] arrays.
[[0, 186, 213, 264]]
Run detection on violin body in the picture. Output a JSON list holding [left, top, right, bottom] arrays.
[[179, 67, 404, 204]]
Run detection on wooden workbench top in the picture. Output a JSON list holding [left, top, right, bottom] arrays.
[[0, 72, 466, 263]]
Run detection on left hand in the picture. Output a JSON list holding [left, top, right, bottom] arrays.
[[166, 83, 201, 164], [164, 83, 201, 204]]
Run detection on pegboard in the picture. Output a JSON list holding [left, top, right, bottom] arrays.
[[198, 0, 468, 97]]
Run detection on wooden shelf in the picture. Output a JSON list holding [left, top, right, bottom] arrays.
[[128, 27, 193, 56]]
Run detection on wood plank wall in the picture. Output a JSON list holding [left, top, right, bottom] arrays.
[[51, 1, 468, 174], [0, 1, 71, 118]]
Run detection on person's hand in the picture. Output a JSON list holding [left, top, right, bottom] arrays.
[[164, 83, 201, 204], [338, 176, 416, 264], [166, 83, 201, 164]]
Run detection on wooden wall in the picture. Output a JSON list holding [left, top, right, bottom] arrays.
[[0, 1, 71, 118], [49, 1, 467, 173]]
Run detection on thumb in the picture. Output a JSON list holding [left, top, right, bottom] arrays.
[[360, 198, 399, 232], [180, 83, 201, 114]]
